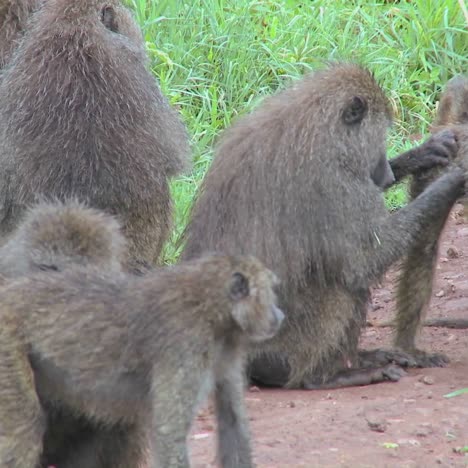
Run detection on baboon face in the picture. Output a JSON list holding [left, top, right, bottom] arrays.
[[371, 152, 395, 189], [324, 66, 394, 190], [435, 75, 468, 127], [228, 258, 284, 342]]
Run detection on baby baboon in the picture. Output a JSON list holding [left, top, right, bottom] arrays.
[[0, 0, 189, 270], [182, 62, 466, 389], [0, 254, 283, 468], [394, 75, 468, 364], [0, 199, 126, 276], [0, 0, 39, 68]]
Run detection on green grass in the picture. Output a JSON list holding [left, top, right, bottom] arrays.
[[125, 0, 468, 263]]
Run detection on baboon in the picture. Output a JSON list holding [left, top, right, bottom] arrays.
[[0, 199, 126, 276], [394, 75, 468, 363], [0, 254, 283, 468], [0, 199, 131, 467], [0, 0, 190, 271], [182, 62, 466, 389], [0, 0, 39, 68]]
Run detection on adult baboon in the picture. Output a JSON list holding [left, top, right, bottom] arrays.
[[182, 62, 465, 389], [0, 0, 39, 68], [394, 76, 468, 355], [0, 0, 189, 271], [0, 254, 283, 468], [0, 199, 126, 276]]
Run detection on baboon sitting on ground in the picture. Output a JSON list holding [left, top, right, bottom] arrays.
[[182, 62, 465, 389], [0, 254, 283, 468], [0, 0, 190, 271]]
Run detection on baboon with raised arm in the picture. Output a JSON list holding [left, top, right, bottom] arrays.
[[182, 62, 465, 390], [394, 75, 468, 355], [0, 0, 189, 272], [0, 254, 283, 468], [0, 0, 39, 68]]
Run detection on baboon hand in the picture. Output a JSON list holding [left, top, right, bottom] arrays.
[[405, 349, 450, 368], [415, 129, 459, 172], [380, 364, 407, 382]]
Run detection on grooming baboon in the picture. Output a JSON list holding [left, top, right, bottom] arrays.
[[394, 75, 468, 363], [0, 254, 283, 468], [0, 0, 189, 271], [182, 62, 466, 389], [0, 199, 126, 276], [0, 0, 39, 68]]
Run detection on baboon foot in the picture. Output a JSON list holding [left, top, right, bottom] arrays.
[[247, 354, 291, 388], [359, 348, 418, 368], [404, 348, 450, 368], [302, 364, 406, 390]]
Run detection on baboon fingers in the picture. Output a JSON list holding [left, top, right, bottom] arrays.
[[380, 364, 407, 382], [358, 348, 417, 368]]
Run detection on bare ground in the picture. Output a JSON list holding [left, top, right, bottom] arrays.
[[189, 206, 468, 467]]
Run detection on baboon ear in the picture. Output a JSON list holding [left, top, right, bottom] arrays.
[[229, 272, 250, 301], [342, 96, 368, 125], [101, 5, 118, 33]]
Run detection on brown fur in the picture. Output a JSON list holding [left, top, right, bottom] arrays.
[[0, 254, 283, 468], [394, 75, 468, 364], [182, 62, 465, 389], [0, 199, 130, 467], [0, 0, 190, 270], [0, 199, 126, 275], [0, 0, 39, 68]]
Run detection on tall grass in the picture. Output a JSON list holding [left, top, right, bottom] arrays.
[[125, 0, 468, 263]]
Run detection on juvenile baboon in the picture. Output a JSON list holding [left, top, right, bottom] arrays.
[[0, 0, 189, 271], [0, 254, 283, 468], [0, 199, 126, 276], [394, 75, 468, 363], [182, 62, 466, 389], [0, 0, 39, 68], [0, 199, 130, 467]]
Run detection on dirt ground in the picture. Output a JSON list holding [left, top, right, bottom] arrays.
[[189, 206, 468, 467]]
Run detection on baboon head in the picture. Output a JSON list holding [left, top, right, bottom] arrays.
[[43, 0, 144, 46], [434, 75, 468, 128], [179, 255, 284, 342], [307, 63, 395, 190], [226, 256, 284, 342]]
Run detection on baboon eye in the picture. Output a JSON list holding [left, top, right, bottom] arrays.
[[230, 272, 250, 301], [342, 96, 368, 125], [101, 5, 118, 33], [37, 264, 59, 272]]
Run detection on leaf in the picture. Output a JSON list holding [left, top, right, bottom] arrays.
[[382, 442, 399, 449], [444, 388, 468, 398]]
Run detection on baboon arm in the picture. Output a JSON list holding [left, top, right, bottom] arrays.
[[151, 370, 197, 468], [215, 354, 253, 468], [389, 130, 456, 183], [302, 364, 406, 390], [367, 170, 463, 281], [424, 318, 468, 328]]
